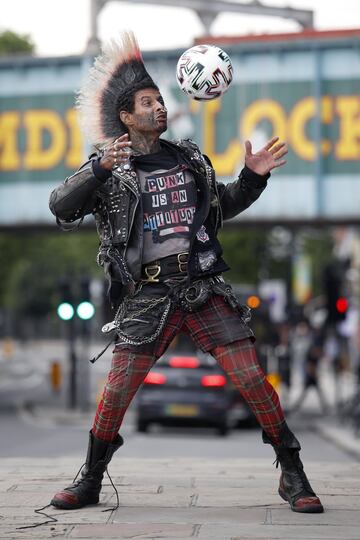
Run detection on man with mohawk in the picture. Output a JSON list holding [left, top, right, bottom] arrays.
[[49, 32, 323, 514]]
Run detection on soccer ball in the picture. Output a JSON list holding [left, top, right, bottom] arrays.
[[176, 44, 233, 101]]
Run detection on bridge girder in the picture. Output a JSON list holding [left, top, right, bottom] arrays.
[[87, 0, 314, 53]]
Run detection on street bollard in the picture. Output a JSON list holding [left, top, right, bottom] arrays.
[[50, 361, 62, 392]]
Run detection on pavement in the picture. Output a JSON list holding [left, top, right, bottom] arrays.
[[1, 404, 360, 540], [314, 416, 360, 461], [1, 455, 360, 540]]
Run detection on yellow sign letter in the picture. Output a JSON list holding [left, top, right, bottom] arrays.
[[289, 96, 332, 161], [241, 99, 287, 145], [0, 111, 21, 171], [24, 110, 66, 170], [65, 108, 83, 169], [335, 96, 360, 160]]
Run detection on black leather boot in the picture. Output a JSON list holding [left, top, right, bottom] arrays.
[[51, 431, 123, 510], [263, 424, 324, 513]]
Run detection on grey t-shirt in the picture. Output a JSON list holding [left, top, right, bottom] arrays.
[[136, 159, 197, 264]]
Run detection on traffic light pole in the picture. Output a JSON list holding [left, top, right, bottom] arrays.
[[68, 316, 77, 409], [78, 319, 91, 412]]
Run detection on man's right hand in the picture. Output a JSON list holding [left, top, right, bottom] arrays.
[[99, 133, 132, 170]]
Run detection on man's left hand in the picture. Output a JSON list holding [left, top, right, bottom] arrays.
[[244, 136, 287, 176]]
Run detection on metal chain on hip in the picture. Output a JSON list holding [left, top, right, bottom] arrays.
[[112, 294, 172, 346]]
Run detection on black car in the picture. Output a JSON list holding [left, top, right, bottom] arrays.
[[135, 347, 234, 436]]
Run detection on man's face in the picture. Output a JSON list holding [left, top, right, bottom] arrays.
[[125, 88, 168, 135]]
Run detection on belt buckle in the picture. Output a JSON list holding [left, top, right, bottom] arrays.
[[144, 263, 161, 282], [177, 252, 188, 273]]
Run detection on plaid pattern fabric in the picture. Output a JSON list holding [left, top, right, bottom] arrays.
[[93, 350, 157, 441], [93, 327, 285, 443], [212, 339, 285, 444]]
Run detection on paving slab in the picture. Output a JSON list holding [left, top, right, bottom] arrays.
[[70, 523, 197, 538]]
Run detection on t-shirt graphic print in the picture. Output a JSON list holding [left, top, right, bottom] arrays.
[[138, 164, 197, 263]]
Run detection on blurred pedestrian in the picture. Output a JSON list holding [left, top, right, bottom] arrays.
[[290, 329, 329, 415], [275, 322, 292, 409], [48, 31, 322, 514]]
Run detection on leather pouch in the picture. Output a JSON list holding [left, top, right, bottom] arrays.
[[112, 283, 171, 346]]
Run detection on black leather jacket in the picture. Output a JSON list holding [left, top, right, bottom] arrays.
[[49, 138, 268, 307]]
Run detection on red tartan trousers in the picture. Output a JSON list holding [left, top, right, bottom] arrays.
[[93, 295, 285, 443]]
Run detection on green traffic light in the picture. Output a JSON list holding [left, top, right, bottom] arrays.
[[57, 302, 75, 321], [77, 301, 95, 320]]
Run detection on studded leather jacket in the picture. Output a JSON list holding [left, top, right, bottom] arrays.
[[49, 138, 268, 307]]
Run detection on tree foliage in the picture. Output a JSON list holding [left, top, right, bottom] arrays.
[[0, 30, 35, 56], [219, 226, 333, 296], [0, 231, 100, 318], [219, 228, 267, 284]]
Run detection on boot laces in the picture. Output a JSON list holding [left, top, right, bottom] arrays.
[[102, 466, 120, 513], [73, 462, 86, 482], [70, 460, 119, 511], [13, 465, 88, 531], [15, 504, 58, 530], [72, 461, 119, 510], [67, 462, 86, 487], [14, 461, 119, 531]]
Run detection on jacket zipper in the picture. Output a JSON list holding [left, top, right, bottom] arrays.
[[213, 175, 223, 231], [120, 175, 142, 263]]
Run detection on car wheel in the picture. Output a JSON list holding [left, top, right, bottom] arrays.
[[137, 420, 149, 433], [217, 424, 229, 437]]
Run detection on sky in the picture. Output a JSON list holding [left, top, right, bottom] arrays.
[[1, 0, 360, 56]]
